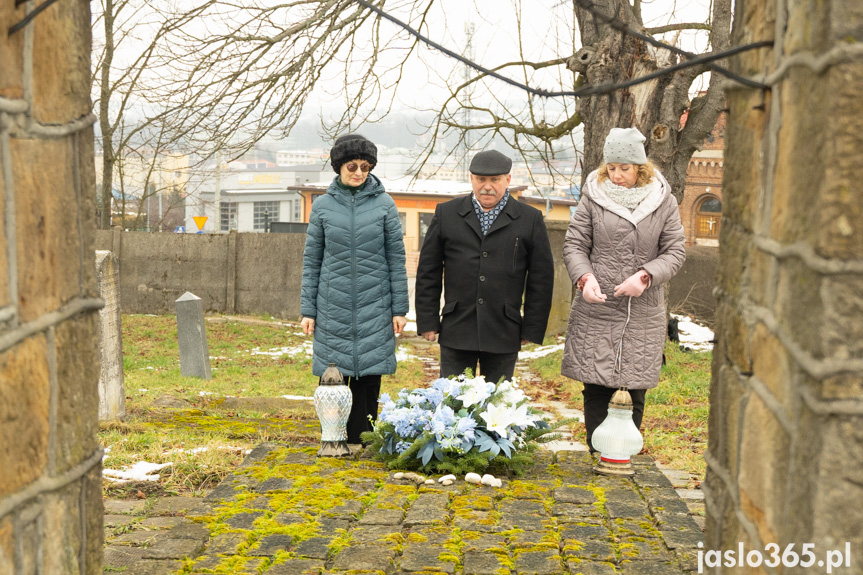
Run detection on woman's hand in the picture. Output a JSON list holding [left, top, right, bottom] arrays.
[[581, 274, 607, 303], [393, 316, 407, 335], [301, 317, 315, 335], [614, 270, 651, 298]]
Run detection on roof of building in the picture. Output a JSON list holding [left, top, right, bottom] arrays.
[[288, 177, 527, 198]]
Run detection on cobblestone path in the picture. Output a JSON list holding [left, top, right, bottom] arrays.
[[103, 443, 703, 574]]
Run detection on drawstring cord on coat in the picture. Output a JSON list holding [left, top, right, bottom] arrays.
[[614, 296, 633, 374]]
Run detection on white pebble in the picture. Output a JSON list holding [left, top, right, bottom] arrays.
[[393, 472, 404, 479], [424, 479, 436, 485], [465, 472, 482, 484], [481, 474, 497, 486], [438, 474, 456, 483], [442, 479, 453, 486]]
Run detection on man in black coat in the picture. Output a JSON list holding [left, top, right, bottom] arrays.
[[415, 150, 555, 383]]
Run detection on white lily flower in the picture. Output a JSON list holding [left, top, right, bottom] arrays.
[[457, 377, 495, 408], [510, 403, 537, 428], [480, 403, 517, 436]]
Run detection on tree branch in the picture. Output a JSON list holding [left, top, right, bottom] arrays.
[[645, 22, 711, 35]]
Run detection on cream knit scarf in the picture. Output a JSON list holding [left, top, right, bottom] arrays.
[[600, 178, 658, 211]]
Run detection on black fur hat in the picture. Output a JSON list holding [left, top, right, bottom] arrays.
[[330, 134, 377, 173]]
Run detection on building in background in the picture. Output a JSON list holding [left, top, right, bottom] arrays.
[[679, 112, 726, 246], [95, 151, 189, 231], [185, 164, 331, 233]]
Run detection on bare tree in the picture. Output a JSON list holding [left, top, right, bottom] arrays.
[[97, 0, 740, 212], [390, 0, 734, 197], [92, 0, 206, 229]]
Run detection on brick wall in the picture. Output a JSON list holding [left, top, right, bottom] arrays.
[[680, 115, 726, 246], [704, 0, 863, 570], [0, 1, 103, 572]]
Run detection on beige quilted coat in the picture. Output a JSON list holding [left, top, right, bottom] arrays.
[[561, 169, 686, 389]]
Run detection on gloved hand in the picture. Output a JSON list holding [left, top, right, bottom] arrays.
[[614, 270, 650, 298], [581, 274, 607, 303]]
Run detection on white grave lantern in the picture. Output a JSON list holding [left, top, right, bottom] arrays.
[[313, 363, 353, 457], [592, 389, 644, 476]]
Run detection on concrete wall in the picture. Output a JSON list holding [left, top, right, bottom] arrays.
[[546, 220, 574, 336], [94, 228, 306, 319], [669, 245, 718, 324], [0, 1, 103, 572], [704, 0, 863, 570], [99, 224, 717, 331]]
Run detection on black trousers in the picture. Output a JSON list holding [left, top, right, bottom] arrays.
[[340, 374, 381, 444], [582, 383, 646, 453], [440, 346, 519, 384]]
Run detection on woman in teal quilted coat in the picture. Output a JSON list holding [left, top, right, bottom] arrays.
[[301, 134, 409, 444]]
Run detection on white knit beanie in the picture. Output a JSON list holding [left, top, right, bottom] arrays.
[[603, 127, 647, 164]]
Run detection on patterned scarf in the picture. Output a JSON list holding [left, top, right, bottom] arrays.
[[471, 191, 510, 235], [600, 178, 656, 211]]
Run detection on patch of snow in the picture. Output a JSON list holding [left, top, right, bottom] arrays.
[[403, 321, 417, 333], [199, 391, 214, 396], [246, 341, 314, 358], [518, 344, 565, 360], [281, 394, 314, 401], [396, 346, 420, 362], [672, 313, 714, 351], [102, 461, 172, 483], [162, 446, 251, 456]]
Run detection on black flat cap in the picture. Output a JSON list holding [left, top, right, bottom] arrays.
[[469, 150, 512, 176]]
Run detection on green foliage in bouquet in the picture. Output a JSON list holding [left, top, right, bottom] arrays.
[[360, 373, 571, 476]]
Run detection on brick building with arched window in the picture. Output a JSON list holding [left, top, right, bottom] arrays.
[[678, 112, 725, 246]]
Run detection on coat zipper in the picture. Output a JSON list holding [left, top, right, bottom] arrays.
[[351, 194, 359, 377]]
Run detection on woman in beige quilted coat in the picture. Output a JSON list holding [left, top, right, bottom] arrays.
[[561, 128, 686, 452]]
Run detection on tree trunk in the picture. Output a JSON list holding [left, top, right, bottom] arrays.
[[98, 0, 115, 229], [570, 0, 730, 203]]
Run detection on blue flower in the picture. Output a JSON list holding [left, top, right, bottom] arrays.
[[456, 415, 477, 442], [379, 393, 395, 410], [431, 405, 457, 437], [419, 387, 445, 407], [395, 440, 412, 454], [407, 392, 426, 407], [431, 378, 461, 397]]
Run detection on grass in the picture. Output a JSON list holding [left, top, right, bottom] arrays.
[[102, 314, 711, 497], [101, 314, 432, 496], [122, 314, 429, 409], [521, 337, 711, 477]]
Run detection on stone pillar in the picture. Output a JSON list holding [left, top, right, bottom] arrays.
[[0, 0, 103, 573], [96, 250, 125, 420], [705, 0, 863, 571], [176, 292, 212, 379]]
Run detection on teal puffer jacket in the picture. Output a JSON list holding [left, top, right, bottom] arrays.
[[301, 175, 409, 377]]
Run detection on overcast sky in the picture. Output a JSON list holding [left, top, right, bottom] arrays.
[[93, 0, 718, 152], [309, 0, 716, 116]]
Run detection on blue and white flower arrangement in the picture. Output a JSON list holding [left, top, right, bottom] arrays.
[[361, 373, 567, 476]]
